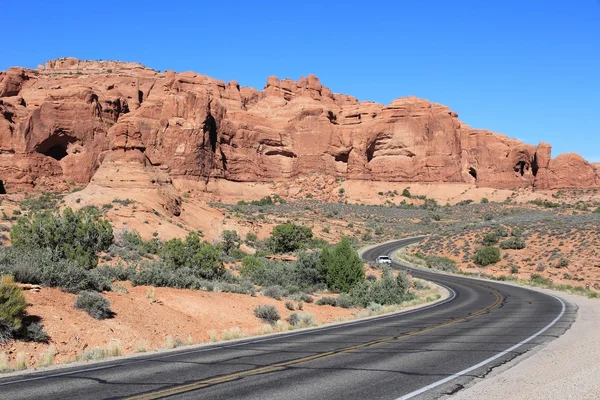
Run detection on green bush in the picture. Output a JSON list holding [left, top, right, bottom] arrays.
[[319, 238, 364, 292], [0, 275, 27, 343], [221, 230, 241, 255], [500, 237, 526, 250], [254, 304, 280, 324], [480, 197, 490, 204], [10, 207, 113, 269], [74, 291, 113, 320], [268, 224, 314, 253], [473, 246, 501, 266], [0, 248, 110, 293], [349, 267, 412, 307], [402, 188, 412, 198], [240, 255, 265, 278], [315, 296, 337, 306], [285, 301, 295, 311], [160, 232, 224, 279], [482, 232, 500, 246]]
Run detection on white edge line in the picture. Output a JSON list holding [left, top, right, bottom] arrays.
[[395, 292, 567, 400], [0, 281, 456, 387]]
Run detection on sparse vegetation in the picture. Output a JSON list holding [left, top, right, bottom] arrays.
[[473, 246, 501, 266], [254, 305, 280, 325], [74, 291, 113, 320], [0, 275, 27, 343]]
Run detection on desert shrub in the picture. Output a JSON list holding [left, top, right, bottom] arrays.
[[500, 237, 526, 250], [0, 248, 110, 293], [315, 296, 337, 306], [510, 264, 520, 274], [402, 188, 412, 198], [335, 293, 354, 308], [422, 199, 439, 210], [23, 321, 49, 343], [245, 232, 258, 245], [593, 207, 600, 214], [240, 255, 265, 277], [530, 274, 552, 286], [250, 196, 274, 206], [293, 292, 313, 303], [243, 252, 324, 293], [286, 312, 300, 326], [254, 304, 280, 324], [366, 274, 377, 282], [119, 230, 160, 255], [286, 312, 316, 327], [263, 285, 284, 300], [0, 275, 27, 343], [481, 197, 490, 204], [221, 230, 241, 255], [160, 232, 224, 279], [482, 232, 500, 246], [349, 267, 412, 307], [74, 291, 113, 320], [285, 301, 295, 311], [10, 207, 113, 269], [319, 238, 364, 292], [19, 193, 60, 211], [267, 224, 314, 253], [473, 246, 501, 266], [424, 255, 457, 272], [293, 251, 324, 289]]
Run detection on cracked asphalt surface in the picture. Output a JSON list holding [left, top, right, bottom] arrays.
[[0, 238, 575, 400]]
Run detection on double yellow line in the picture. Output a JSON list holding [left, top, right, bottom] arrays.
[[127, 289, 504, 400]]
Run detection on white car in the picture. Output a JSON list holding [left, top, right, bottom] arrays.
[[376, 255, 392, 265]]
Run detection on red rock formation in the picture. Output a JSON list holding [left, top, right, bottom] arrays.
[[0, 57, 598, 193]]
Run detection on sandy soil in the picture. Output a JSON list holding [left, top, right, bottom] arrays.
[[412, 228, 600, 290], [0, 283, 356, 368], [450, 291, 600, 400]]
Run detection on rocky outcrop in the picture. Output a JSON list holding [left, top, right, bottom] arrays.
[[0, 58, 598, 194]]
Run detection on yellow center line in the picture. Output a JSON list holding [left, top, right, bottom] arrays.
[[126, 290, 504, 400]]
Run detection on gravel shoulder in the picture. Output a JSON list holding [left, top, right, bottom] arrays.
[[449, 291, 600, 400]]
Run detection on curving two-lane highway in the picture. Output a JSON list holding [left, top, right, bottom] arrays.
[[0, 238, 575, 400]]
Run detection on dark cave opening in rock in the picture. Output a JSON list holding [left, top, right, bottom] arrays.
[[532, 154, 539, 176], [203, 113, 218, 153], [334, 151, 350, 163], [35, 134, 77, 161], [515, 161, 527, 176], [0, 180, 5, 194], [366, 141, 376, 162], [469, 167, 477, 180]]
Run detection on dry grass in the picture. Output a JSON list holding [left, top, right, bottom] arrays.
[[14, 353, 27, 370], [38, 346, 57, 367], [107, 340, 123, 357], [0, 353, 11, 372], [134, 340, 149, 353]]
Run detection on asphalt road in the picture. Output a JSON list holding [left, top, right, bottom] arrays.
[[0, 238, 575, 400]]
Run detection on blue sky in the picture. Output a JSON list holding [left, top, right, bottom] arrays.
[[1, 1, 599, 161]]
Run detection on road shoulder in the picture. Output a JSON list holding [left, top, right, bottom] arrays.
[[448, 291, 600, 400]]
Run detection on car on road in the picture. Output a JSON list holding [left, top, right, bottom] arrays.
[[376, 255, 392, 265]]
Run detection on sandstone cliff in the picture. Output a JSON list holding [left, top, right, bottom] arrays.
[[0, 57, 597, 193]]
